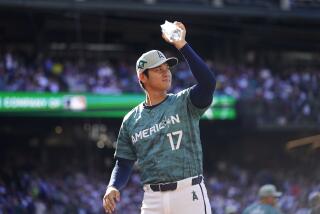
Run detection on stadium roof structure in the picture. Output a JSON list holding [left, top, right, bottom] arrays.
[[1, 0, 320, 54], [1, 0, 320, 20]]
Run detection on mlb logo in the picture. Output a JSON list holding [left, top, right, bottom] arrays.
[[157, 51, 165, 59]]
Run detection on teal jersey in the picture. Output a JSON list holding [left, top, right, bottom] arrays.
[[242, 203, 283, 214], [114, 87, 210, 184]]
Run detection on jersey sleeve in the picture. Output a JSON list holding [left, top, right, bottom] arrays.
[[114, 120, 137, 161], [178, 87, 211, 119]]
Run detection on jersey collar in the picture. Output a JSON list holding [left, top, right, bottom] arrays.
[[143, 95, 169, 109]]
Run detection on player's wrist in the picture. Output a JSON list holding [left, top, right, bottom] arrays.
[[174, 41, 187, 50], [107, 185, 119, 191]]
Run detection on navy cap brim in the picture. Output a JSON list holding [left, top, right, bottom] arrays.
[[166, 57, 178, 68]]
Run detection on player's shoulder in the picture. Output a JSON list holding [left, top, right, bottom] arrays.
[[243, 203, 254, 210], [243, 202, 260, 213], [122, 102, 144, 124], [169, 87, 192, 99]]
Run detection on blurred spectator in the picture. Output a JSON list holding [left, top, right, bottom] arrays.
[[242, 184, 283, 214], [309, 192, 320, 214]]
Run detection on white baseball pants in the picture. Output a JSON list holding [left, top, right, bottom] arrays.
[[141, 176, 212, 214]]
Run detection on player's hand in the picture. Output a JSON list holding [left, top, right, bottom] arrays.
[[103, 186, 120, 213], [162, 21, 187, 50]]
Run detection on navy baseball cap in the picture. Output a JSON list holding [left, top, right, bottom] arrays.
[[136, 50, 178, 75]]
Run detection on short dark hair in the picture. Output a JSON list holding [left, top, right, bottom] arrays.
[[139, 69, 149, 90]]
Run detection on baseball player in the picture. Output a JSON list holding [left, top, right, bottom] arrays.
[[308, 191, 320, 214], [242, 184, 283, 214], [103, 21, 216, 214]]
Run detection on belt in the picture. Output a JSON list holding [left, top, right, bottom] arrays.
[[149, 176, 203, 192]]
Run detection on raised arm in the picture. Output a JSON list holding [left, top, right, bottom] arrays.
[[162, 21, 216, 108]]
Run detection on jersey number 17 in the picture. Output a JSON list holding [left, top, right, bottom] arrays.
[[166, 130, 183, 150]]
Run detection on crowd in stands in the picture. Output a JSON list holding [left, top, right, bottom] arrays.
[[1, 52, 319, 126], [212, 63, 320, 126], [1, 156, 319, 214]]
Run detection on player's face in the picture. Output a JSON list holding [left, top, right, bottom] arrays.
[[144, 63, 172, 91], [267, 196, 277, 206]]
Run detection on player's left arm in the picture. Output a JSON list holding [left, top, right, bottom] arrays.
[[108, 158, 135, 190], [179, 44, 216, 108], [162, 21, 216, 108]]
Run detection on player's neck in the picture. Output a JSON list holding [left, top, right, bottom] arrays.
[[145, 90, 167, 106]]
